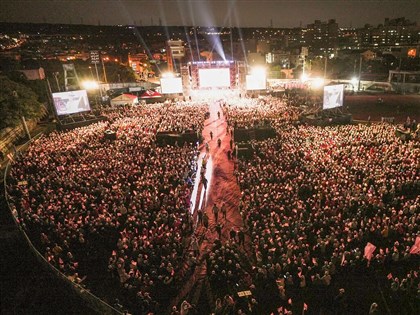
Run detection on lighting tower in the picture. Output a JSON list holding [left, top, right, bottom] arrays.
[[63, 64, 80, 91]]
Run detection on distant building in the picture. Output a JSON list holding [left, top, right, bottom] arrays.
[[305, 19, 339, 56], [19, 67, 45, 80], [128, 53, 149, 74], [247, 52, 266, 66], [266, 51, 299, 69], [257, 41, 271, 54], [358, 17, 419, 48], [361, 50, 377, 61]]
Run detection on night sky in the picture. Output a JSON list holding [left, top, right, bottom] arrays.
[[0, 0, 419, 28]]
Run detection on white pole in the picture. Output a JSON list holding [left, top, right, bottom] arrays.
[[94, 62, 103, 101]]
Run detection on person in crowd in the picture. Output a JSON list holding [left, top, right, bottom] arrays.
[[221, 203, 227, 220], [215, 222, 223, 240], [213, 204, 220, 223]]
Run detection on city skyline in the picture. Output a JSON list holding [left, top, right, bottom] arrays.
[[0, 0, 419, 28]]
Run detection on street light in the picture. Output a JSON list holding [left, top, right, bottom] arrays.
[[351, 77, 359, 91], [101, 56, 108, 84], [88, 66, 94, 79], [312, 77, 325, 89], [358, 55, 363, 91], [81, 80, 99, 90]]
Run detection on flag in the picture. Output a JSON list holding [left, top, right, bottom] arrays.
[[409, 236, 420, 255], [341, 252, 346, 266], [57, 165, 65, 171], [387, 273, 393, 280], [303, 303, 308, 311], [364, 242, 377, 261]]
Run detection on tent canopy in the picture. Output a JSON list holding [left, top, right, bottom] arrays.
[[140, 90, 162, 99], [111, 93, 139, 106]]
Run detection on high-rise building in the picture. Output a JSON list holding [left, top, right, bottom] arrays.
[[305, 19, 338, 55], [357, 18, 419, 48]]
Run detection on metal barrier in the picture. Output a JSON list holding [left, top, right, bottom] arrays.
[[381, 117, 395, 124], [3, 134, 123, 315]]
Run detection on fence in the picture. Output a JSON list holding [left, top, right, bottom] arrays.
[[381, 117, 395, 124]]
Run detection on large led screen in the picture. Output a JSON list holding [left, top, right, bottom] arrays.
[[160, 77, 183, 94], [323, 84, 344, 110], [198, 68, 230, 88], [53, 90, 91, 116]]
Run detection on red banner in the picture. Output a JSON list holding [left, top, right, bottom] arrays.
[[409, 236, 420, 254], [364, 242, 376, 261]]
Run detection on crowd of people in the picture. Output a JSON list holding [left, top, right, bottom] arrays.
[[7, 101, 209, 314], [221, 95, 301, 129], [224, 96, 419, 314], [5, 93, 419, 315]]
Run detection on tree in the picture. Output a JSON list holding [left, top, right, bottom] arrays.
[[0, 76, 45, 130], [6, 71, 50, 104], [106, 63, 137, 82], [0, 56, 21, 72]]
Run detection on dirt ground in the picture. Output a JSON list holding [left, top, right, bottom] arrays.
[[345, 94, 420, 123]]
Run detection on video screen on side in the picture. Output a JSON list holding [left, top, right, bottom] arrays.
[[323, 84, 344, 110], [53, 90, 91, 116]]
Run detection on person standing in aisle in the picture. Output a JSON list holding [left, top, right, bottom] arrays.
[[212, 203, 219, 223]]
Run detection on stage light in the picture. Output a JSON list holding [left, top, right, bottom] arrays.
[[351, 77, 359, 86], [161, 72, 175, 78], [81, 80, 99, 90], [247, 67, 267, 90], [301, 73, 309, 82], [312, 77, 325, 88]]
